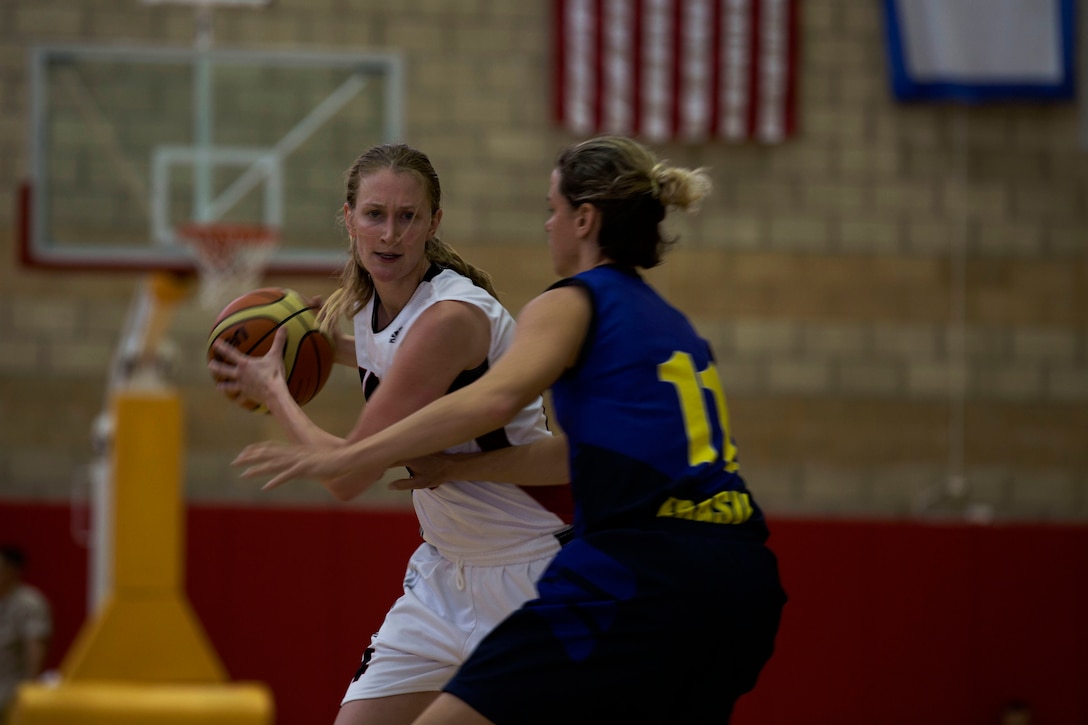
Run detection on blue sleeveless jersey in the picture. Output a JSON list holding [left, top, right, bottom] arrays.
[[549, 264, 767, 539], [442, 266, 785, 723]]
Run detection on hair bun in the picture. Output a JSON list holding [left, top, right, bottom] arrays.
[[653, 164, 711, 212]]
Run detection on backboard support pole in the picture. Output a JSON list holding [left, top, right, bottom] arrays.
[[193, 2, 215, 223]]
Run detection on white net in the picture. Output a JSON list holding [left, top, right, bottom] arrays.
[[177, 223, 279, 311]]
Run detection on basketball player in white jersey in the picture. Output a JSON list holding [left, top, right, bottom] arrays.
[[209, 144, 572, 725]]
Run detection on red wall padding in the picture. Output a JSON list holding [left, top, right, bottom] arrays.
[[2, 501, 1086, 725]]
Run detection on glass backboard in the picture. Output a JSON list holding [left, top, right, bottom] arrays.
[[21, 44, 404, 274]]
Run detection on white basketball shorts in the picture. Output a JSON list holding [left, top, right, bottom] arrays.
[[341, 541, 557, 703]]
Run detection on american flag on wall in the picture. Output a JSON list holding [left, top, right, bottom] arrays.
[[553, 0, 799, 144]]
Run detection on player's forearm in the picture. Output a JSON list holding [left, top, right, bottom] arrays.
[[326, 466, 394, 501], [263, 384, 366, 498], [441, 435, 570, 486], [340, 382, 525, 478], [265, 386, 343, 448], [333, 335, 356, 367]]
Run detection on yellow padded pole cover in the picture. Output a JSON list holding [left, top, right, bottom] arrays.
[[60, 391, 227, 683], [11, 681, 273, 725], [113, 390, 184, 594], [59, 596, 227, 684]]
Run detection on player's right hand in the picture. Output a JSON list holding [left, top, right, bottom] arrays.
[[209, 326, 288, 408]]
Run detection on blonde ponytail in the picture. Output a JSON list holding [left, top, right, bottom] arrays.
[[652, 163, 712, 213]]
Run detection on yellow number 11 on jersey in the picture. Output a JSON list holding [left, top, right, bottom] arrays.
[[657, 351, 739, 472]]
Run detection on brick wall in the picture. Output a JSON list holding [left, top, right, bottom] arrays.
[[1, 0, 1085, 520]]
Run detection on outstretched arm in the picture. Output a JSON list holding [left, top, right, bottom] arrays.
[[234, 286, 591, 490], [321, 299, 493, 499], [212, 298, 496, 501]]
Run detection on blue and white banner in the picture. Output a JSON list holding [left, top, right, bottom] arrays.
[[883, 0, 1076, 102]]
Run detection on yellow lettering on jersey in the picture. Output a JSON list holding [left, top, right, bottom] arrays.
[[656, 491, 753, 525], [657, 351, 740, 473], [658, 351, 716, 466], [698, 364, 739, 474]]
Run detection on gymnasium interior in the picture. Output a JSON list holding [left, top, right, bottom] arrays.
[[0, 1, 1086, 723]]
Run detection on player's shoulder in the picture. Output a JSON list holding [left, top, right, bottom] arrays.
[[424, 268, 509, 321], [427, 267, 494, 301], [404, 291, 492, 352], [416, 296, 487, 325]]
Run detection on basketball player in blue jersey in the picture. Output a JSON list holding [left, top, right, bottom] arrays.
[[233, 136, 787, 724], [209, 144, 572, 725]]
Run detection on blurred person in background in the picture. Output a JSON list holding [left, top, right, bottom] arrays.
[[0, 546, 52, 725]]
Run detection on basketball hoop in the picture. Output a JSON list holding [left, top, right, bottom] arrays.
[[177, 222, 279, 311]]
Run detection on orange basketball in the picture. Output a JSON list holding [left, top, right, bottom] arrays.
[[207, 287, 335, 412]]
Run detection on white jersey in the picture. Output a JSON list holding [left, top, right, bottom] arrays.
[[354, 265, 570, 563]]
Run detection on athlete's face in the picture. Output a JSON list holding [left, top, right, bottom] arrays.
[[545, 169, 583, 278], [345, 169, 441, 286]]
